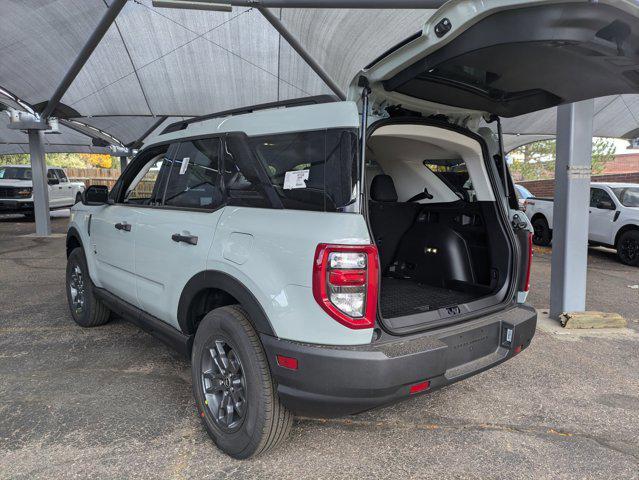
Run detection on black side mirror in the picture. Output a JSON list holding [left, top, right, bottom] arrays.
[[48, 177, 60, 185], [597, 200, 615, 210], [82, 185, 109, 205]]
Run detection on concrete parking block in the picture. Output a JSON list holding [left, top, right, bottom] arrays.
[[561, 311, 627, 329]]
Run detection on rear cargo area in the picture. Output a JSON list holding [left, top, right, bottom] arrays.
[[366, 122, 513, 331], [380, 279, 477, 318]]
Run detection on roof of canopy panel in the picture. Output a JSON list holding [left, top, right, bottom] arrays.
[[0, 0, 638, 154]]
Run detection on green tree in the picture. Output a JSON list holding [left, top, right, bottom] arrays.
[[0, 153, 30, 165], [0, 152, 102, 168], [509, 138, 617, 181]]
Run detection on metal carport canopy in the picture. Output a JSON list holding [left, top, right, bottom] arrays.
[[1, 0, 639, 151], [0, 0, 639, 147]]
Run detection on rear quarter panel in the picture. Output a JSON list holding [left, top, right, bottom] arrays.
[[207, 207, 374, 345]]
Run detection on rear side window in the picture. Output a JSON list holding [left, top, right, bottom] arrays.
[[164, 138, 223, 210], [248, 129, 358, 212]]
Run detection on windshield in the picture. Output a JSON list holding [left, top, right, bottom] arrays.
[[515, 184, 533, 199], [611, 187, 639, 208], [423, 159, 476, 202], [0, 167, 32, 180]]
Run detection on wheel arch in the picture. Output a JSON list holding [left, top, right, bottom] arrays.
[[615, 223, 639, 248], [530, 212, 548, 225], [178, 270, 275, 337], [66, 227, 83, 257]]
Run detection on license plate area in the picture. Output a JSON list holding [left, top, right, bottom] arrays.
[[443, 323, 500, 368]]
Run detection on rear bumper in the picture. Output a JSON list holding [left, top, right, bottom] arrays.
[[0, 200, 33, 213], [261, 304, 537, 417]]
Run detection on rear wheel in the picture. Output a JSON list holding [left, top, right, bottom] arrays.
[[617, 230, 639, 266], [75, 192, 82, 204], [66, 247, 111, 327], [532, 217, 551, 246], [192, 305, 292, 459]]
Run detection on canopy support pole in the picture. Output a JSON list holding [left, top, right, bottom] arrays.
[[119, 156, 128, 172], [27, 130, 51, 236], [41, 0, 128, 119], [258, 7, 347, 100], [549, 100, 594, 319]]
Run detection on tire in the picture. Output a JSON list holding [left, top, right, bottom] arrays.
[[66, 247, 111, 327], [75, 192, 82, 205], [23, 212, 35, 222], [532, 217, 552, 246], [191, 305, 292, 459], [617, 230, 639, 267]]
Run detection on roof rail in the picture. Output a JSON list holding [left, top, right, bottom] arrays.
[[160, 95, 339, 135]]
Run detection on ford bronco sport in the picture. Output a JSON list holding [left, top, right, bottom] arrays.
[[65, 0, 639, 458]]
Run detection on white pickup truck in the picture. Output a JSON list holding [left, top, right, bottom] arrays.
[[0, 165, 85, 217], [523, 182, 639, 266]]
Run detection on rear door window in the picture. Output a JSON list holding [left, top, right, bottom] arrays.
[[163, 138, 223, 210]]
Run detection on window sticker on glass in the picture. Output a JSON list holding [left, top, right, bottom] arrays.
[[179, 157, 190, 175], [283, 169, 310, 190]]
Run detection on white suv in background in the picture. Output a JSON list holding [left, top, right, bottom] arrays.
[[524, 183, 639, 266], [64, 0, 638, 458], [0, 165, 85, 217]]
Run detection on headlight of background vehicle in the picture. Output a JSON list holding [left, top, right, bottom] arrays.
[[16, 188, 32, 198]]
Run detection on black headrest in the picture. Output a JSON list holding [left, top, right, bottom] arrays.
[[370, 175, 398, 202]]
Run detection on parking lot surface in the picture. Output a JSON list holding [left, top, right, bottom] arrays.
[[1, 214, 638, 479]]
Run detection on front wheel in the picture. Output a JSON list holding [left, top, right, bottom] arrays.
[[617, 230, 639, 266], [532, 217, 552, 246], [191, 305, 292, 459], [66, 247, 111, 327]]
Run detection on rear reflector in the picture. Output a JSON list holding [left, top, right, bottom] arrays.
[[524, 232, 533, 292], [409, 380, 430, 394], [328, 269, 367, 286], [276, 354, 298, 370], [514, 345, 523, 354]]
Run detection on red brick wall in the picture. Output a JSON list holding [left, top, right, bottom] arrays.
[[519, 173, 639, 198], [603, 154, 639, 174]]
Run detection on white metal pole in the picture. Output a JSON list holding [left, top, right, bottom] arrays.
[[27, 130, 51, 236], [549, 100, 594, 318]]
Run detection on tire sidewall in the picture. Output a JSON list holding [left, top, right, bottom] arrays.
[[191, 308, 271, 458], [66, 248, 95, 326]]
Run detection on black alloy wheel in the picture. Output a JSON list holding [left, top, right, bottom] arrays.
[[201, 339, 247, 431]]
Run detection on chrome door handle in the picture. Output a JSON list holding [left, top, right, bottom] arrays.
[[171, 233, 198, 245], [114, 222, 131, 232]]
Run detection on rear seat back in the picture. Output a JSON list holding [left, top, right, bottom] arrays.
[[368, 175, 420, 272]]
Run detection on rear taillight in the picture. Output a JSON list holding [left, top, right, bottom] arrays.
[[313, 244, 379, 329], [524, 232, 533, 292]]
